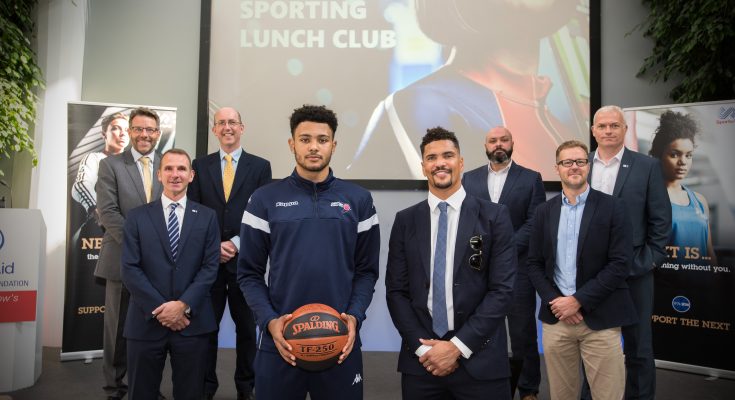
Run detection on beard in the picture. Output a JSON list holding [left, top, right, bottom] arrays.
[[486, 147, 513, 164], [431, 168, 454, 189]]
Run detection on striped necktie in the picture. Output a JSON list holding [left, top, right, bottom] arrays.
[[432, 201, 449, 337], [167, 203, 180, 261]]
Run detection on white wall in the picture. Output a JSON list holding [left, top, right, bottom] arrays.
[[31, 0, 676, 347]]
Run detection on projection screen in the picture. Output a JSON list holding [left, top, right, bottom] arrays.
[[204, 0, 597, 183]]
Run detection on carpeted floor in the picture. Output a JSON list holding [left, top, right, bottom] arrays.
[[3, 347, 734, 399]]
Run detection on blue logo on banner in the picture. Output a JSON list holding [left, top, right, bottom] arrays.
[[672, 296, 691, 313], [0, 230, 4, 250], [719, 106, 735, 120]]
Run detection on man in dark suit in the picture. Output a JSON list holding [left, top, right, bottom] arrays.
[[188, 106, 272, 400], [527, 140, 637, 400], [588, 105, 671, 400], [96, 107, 163, 400], [121, 149, 220, 400], [386, 127, 517, 399], [462, 126, 545, 400]]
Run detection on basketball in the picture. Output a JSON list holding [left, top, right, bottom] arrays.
[[283, 303, 349, 372]]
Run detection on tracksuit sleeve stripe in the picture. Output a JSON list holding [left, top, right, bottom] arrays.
[[242, 210, 270, 234], [357, 213, 379, 233]]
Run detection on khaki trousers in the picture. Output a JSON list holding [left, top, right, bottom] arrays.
[[542, 321, 625, 400]]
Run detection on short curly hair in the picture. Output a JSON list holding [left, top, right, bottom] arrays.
[[289, 105, 338, 137], [648, 110, 697, 159], [420, 126, 460, 156]]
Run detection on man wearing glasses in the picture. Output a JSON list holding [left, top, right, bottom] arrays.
[[526, 140, 636, 400], [386, 127, 517, 399], [188, 107, 272, 400], [96, 107, 164, 400]]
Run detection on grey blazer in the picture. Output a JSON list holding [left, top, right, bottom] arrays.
[[94, 149, 163, 281]]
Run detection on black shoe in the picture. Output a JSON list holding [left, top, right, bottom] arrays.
[[204, 393, 215, 400], [237, 392, 255, 400]]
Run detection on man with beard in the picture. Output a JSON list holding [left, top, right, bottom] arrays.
[[96, 107, 164, 399], [386, 127, 516, 399], [237, 105, 380, 400], [526, 140, 635, 400], [462, 126, 545, 400]]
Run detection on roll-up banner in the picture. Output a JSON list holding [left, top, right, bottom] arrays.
[[625, 100, 735, 378], [62, 102, 176, 360]]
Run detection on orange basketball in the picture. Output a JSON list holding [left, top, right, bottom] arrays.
[[283, 303, 349, 371]]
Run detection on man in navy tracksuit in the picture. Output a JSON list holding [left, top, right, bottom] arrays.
[[237, 105, 380, 400]]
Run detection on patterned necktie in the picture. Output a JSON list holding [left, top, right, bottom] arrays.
[[432, 201, 449, 337], [223, 154, 234, 201], [141, 156, 152, 202], [167, 203, 180, 261]]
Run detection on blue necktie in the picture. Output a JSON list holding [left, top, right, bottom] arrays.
[[167, 203, 180, 261], [432, 201, 449, 337]]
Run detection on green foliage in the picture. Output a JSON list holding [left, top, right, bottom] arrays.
[[638, 0, 735, 103], [0, 0, 43, 175]]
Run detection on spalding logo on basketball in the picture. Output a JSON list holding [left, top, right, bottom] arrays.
[[283, 303, 348, 372]]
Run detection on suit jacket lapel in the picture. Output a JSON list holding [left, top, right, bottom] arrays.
[[207, 154, 226, 203], [148, 200, 173, 261], [549, 196, 562, 262], [498, 163, 519, 204], [577, 190, 597, 259], [612, 148, 634, 197], [124, 151, 147, 203], [230, 151, 251, 200], [415, 201, 432, 281], [178, 202, 198, 257], [453, 197, 476, 275], [152, 153, 163, 200]]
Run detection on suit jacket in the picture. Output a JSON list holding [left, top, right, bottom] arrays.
[[188, 149, 271, 272], [386, 193, 517, 380], [95, 149, 163, 281], [589, 148, 671, 276], [463, 162, 546, 256], [526, 188, 638, 330], [121, 199, 220, 340]]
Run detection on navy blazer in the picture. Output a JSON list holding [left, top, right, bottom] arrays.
[[188, 150, 271, 272], [463, 162, 545, 256], [526, 188, 638, 330], [121, 199, 220, 340], [589, 148, 671, 276], [386, 193, 516, 380]]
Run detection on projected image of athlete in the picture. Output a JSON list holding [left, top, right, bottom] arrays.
[[349, 0, 589, 180]]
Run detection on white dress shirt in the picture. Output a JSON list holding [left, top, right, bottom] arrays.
[[486, 160, 512, 203], [131, 147, 156, 183], [161, 194, 186, 237], [416, 187, 472, 359], [591, 146, 625, 195]]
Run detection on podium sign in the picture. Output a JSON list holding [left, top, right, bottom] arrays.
[[0, 209, 46, 391]]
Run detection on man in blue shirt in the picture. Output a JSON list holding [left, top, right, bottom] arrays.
[[526, 140, 636, 400]]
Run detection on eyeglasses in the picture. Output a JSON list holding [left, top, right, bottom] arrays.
[[214, 120, 242, 127], [556, 159, 589, 168], [469, 235, 483, 270], [129, 126, 160, 134]]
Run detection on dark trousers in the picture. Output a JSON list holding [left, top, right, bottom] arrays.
[[401, 365, 510, 400], [205, 266, 257, 396], [254, 348, 364, 400], [622, 271, 656, 399], [127, 333, 209, 400], [507, 267, 541, 397], [103, 280, 130, 397]]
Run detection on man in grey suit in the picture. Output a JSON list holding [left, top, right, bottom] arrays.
[[96, 107, 164, 400], [462, 126, 545, 400], [585, 105, 671, 400]]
